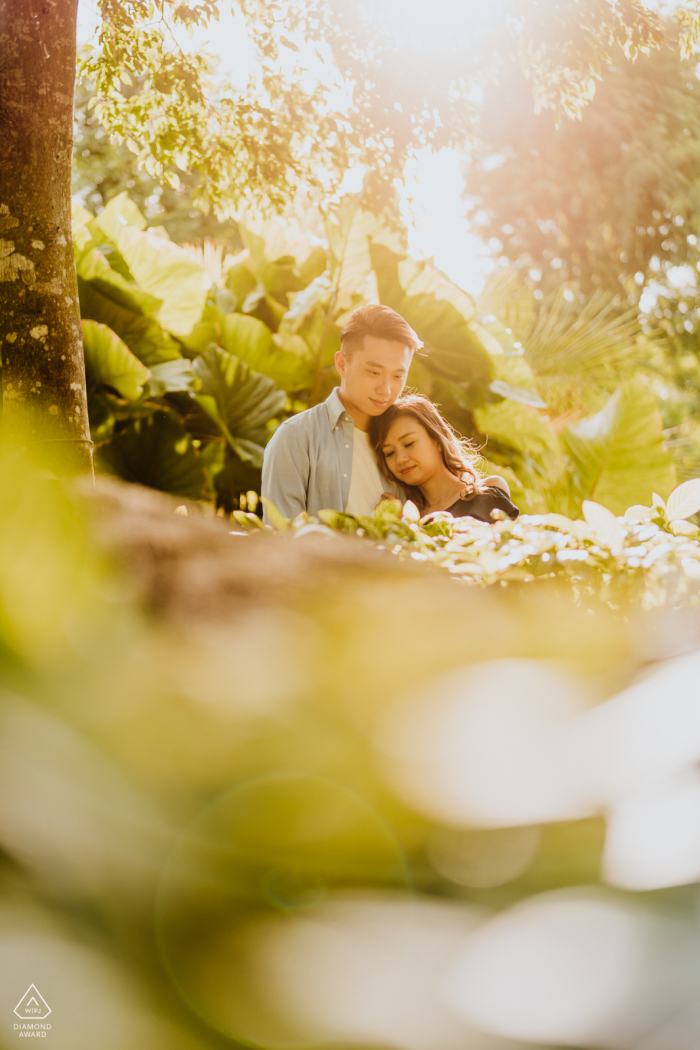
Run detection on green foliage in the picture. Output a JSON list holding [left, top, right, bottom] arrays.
[[4, 457, 700, 1049], [75, 203, 185, 366], [75, 1, 696, 218], [524, 289, 641, 384], [218, 312, 315, 393], [75, 194, 288, 506], [251, 480, 700, 609], [464, 40, 700, 482], [90, 192, 210, 336], [473, 382, 675, 517], [193, 346, 286, 466], [81, 318, 150, 401], [97, 410, 207, 498], [73, 80, 242, 247], [468, 271, 677, 514], [237, 0, 670, 209], [75, 191, 676, 516], [562, 381, 676, 512], [465, 43, 700, 305], [79, 2, 320, 214], [78, 278, 184, 366], [480, 270, 644, 416], [371, 243, 494, 400]]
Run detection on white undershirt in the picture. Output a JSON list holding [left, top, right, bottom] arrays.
[[345, 428, 386, 517]]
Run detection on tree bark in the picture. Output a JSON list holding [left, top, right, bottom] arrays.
[[0, 0, 93, 475]]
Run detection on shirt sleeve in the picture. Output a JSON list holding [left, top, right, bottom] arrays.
[[261, 423, 310, 524], [485, 487, 519, 520]]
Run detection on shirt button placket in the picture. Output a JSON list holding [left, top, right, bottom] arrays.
[[341, 415, 351, 484]]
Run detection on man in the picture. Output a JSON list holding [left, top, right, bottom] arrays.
[[261, 304, 421, 522]]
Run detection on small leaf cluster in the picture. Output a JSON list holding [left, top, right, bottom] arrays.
[[79, 1, 351, 215], [75, 1, 698, 221]]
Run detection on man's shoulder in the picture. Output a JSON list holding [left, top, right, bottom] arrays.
[[274, 402, 329, 436]]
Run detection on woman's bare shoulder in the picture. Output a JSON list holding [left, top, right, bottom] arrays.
[[483, 474, 511, 497]]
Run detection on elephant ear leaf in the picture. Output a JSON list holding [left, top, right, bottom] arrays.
[[110, 226, 210, 338], [193, 346, 287, 456], [91, 192, 209, 338], [81, 319, 150, 401], [77, 245, 163, 317], [371, 242, 492, 390], [97, 411, 206, 500], [218, 312, 314, 393], [474, 399, 561, 461], [78, 279, 183, 367], [326, 197, 399, 298], [562, 380, 676, 514]]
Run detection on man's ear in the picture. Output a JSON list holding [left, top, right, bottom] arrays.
[[334, 350, 347, 378]]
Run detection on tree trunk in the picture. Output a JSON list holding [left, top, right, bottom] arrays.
[[0, 0, 93, 475]]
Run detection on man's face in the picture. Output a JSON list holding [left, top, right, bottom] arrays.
[[335, 336, 412, 421]]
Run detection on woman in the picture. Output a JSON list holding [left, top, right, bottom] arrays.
[[369, 393, 519, 521]]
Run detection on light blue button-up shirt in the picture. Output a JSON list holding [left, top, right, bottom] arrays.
[[261, 387, 404, 522]]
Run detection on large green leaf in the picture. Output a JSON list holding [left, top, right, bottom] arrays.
[[109, 226, 210, 337], [370, 243, 493, 390], [91, 192, 209, 337], [97, 411, 206, 500], [92, 192, 147, 238], [85, 195, 146, 284], [226, 256, 258, 309], [218, 313, 314, 392], [144, 359, 199, 398], [240, 228, 305, 304], [474, 400, 561, 460], [473, 400, 575, 515], [77, 245, 162, 317], [298, 246, 328, 288], [562, 381, 676, 513], [78, 279, 182, 367], [192, 346, 287, 456], [238, 214, 327, 306], [326, 197, 400, 300], [290, 299, 342, 373], [74, 201, 163, 317], [81, 320, 150, 401], [284, 272, 333, 327]]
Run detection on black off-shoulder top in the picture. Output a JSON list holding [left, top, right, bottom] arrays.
[[445, 485, 519, 522]]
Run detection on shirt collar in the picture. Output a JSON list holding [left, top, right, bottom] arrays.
[[325, 386, 348, 430]]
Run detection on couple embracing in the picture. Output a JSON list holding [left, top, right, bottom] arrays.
[[261, 304, 519, 525]]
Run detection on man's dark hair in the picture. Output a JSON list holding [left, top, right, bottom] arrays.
[[340, 304, 423, 360]]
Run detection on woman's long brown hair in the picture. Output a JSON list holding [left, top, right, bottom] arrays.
[[368, 394, 485, 512]]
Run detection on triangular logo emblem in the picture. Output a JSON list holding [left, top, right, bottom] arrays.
[[14, 985, 51, 1019]]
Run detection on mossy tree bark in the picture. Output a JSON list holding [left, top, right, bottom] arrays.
[[0, 0, 93, 474]]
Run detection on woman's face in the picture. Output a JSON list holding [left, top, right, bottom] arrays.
[[381, 416, 445, 487]]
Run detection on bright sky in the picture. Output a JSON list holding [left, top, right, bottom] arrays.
[[76, 0, 490, 296]]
